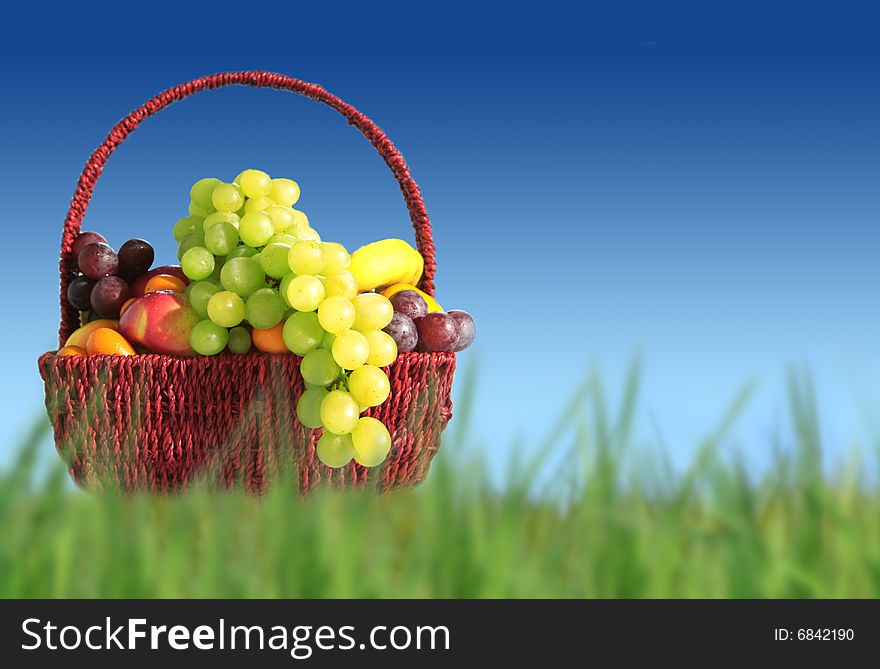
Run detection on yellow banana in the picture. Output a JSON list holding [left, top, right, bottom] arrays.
[[348, 239, 424, 292]]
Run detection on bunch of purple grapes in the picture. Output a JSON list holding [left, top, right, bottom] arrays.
[[382, 291, 475, 354], [67, 231, 154, 319]]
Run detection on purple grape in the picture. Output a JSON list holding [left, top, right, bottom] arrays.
[[447, 310, 476, 352], [78, 242, 118, 280], [71, 231, 108, 269], [117, 238, 155, 282], [66, 276, 95, 311], [383, 312, 418, 352], [390, 290, 427, 320], [90, 276, 132, 318], [415, 312, 460, 352]]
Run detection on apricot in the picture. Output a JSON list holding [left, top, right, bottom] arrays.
[[144, 274, 187, 294], [252, 322, 288, 353], [56, 345, 86, 357], [86, 328, 136, 356], [65, 319, 119, 348]]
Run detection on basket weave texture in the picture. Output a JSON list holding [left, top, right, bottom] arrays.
[[38, 71, 456, 494]]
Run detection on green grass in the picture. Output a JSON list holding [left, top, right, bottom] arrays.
[[2, 362, 879, 598]]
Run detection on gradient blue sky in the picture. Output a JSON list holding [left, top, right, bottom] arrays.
[[2, 3, 879, 475]]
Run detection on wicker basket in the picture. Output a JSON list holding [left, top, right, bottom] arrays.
[[38, 71, 456, 494]]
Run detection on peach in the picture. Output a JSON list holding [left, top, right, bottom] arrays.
[[131, 265, 188, 296], [65, 319, 119, 348], [119, 290, 199, 355], [86, 328, 135, 356]]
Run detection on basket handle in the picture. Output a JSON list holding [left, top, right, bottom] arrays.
[[58, 71, 437, 345]]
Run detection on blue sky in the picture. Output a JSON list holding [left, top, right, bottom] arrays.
[[2, 3, 879, 476]]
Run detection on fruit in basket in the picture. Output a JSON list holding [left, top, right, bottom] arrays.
[[296, 387, 327, 428], [91, 276, 133, 319], [67, 276, 95, 311], [258, 242, 293, 279], [286, 275, 325, 312], [85, 328, 136, 356], [56, 345, 86, 357], [349, 365, 391, 407], [322, 271, 359, 300], [381, 283, 443, 313], [351, 293, 394, 331], [383, 312, 418, 352], [212, 183, 244, 212], [119, 290, 198, 355], [228, 326, 252, 354], [348, 239, 424, 292], [131, 265, 187, 296], [181, 246, 215, 281], [288, 240, 324, 275], [320, 389, 360, 435], [251, 321, 288, 353], [220, 257, 265, 298], [190, 177, 221, 210], [300, 348, 341, 386], [350, 417, 392, 467], [269, 178, 300, 207], [282, 311, 324, 355], [144, 274, 187, 294], [389, 289, 428, 320], [316, 432, 356, 468], [117, 238, 155, 281], [65, 319, 119, 348], [70, 231, 108, 268], [238, 169, 272, 198], [363, 329, 398, 367], [239, 211, 275, 247], [332, 330, 370, 370], [245, 288, 284, 329], [317, 296, 356, 334], [78, 242, 119, 280], [207, 291, 246, 328], [415, 312, 459, 352], [448, 310, 476, 352], [190, 320, 229, 356]]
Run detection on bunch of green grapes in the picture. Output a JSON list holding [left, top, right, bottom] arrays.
[[283, 239, 398, 470], [172, 169, 397, 470]]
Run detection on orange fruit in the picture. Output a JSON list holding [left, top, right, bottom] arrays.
[[86, 328, 136, 356], [56, 345, 86, 357], [65, 319, 118, 348], [144, 274, 187, 294], [252, 322, 288, 353]]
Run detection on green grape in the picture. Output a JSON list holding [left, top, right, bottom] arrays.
[[181, 247, 215, 281], [220, 257, 265, 298], [282, 311, 324, 355], [331, 330, 369, 370], [268, 232, 298, 246], [300, 348, 341, 386], [350, 417, 392, 467], [207, 290, 246, 328], [238, 169, 272, 198], [291, 209, 310, 230], [317, 296, 356, 334], [210, 260, 224, 282], [288, 240, 324, 275], [245, 287, 284, 329], [322, 271, 359, 299], [352, 293, 394, 331], [177, 231, 206, 261], [296, 387, 327, 429], [259, 242, 293, 279], [226, 245, 259, 261], [190, 319, 229, 356], [320, 242, 350, 274], [239, 211, 274, 247], [244, 196, 275, 214], [297, 227, 321, 242], [212, 183, 244, 212], [189, 201, 214, 218], [267, 205, 296, 233], [348, 365, 391, 408], [321, 331, 336, 350], [279, 273, 295, 307], [190, 177, 221, 209], [203, 211, 240, 232], [320, 389, 360, 435], [316, 432, 355, 468], [188, 281, 220, 319], [286, 274, 325, 312], [228, 326, 252, 354], [233, 171, 244, 185], [269, 178, 300, 207], [205, 221, 240, 256], [173, 215, 202, 242], [363, 329, 398, 367]]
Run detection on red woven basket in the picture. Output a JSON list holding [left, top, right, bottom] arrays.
[[37, 71, 456, 494]]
